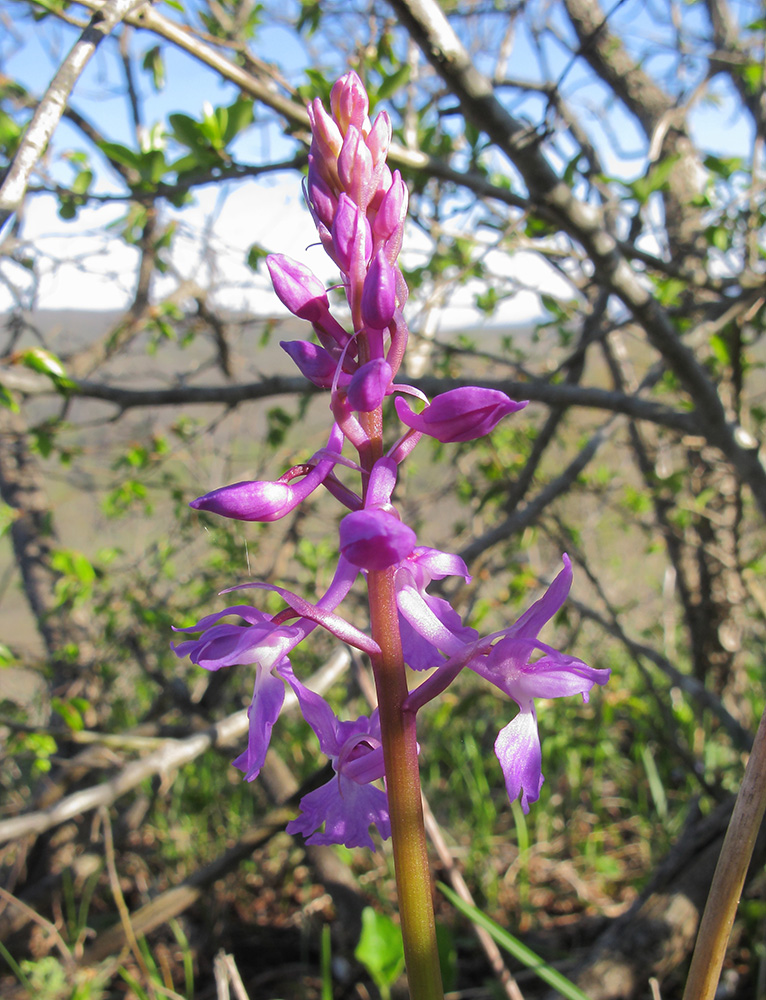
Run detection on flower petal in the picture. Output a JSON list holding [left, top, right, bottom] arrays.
[[505, 555, 572, 641], [494, 707, 544, 814], [395, 387, 527, 443], [510, 644, 612, 702], [232, 667, 286, 781], [286, 776, 390, 849], [397, 584, 476, 665]]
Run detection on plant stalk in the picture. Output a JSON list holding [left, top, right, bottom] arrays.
[[367, 566, 444, 1000], [682, 702, 766, 1000]]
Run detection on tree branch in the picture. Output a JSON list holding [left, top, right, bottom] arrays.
[[0, 0, 145, 228], [0, 646, 350, 846], [385, 0, 766, 520]]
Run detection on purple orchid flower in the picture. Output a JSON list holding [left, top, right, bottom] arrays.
[[172, 558, 362, 782], [171, 607, 304, 781], [338, 456, 417, 570], [467, 555, 611, 812], [394, 547, 479, 669], [284, 671, 390, 849]]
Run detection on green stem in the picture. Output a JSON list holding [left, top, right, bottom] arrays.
[[682, 703, 766, 1000], [367, 567, 444, 1000]]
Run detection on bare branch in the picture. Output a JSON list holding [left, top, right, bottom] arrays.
[[0, 366, 700, 435], [0, 0, 146, 227], [385, 0, 766, 520], [0, 647, 350, 846]]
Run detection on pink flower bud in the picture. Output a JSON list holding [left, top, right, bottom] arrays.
[[332, 193, 372, 274], [395, 387, 528, 443], [307, 97, 343, 160], [330, 71, 369, 132], [373, 171, 408, 246], [347, 358, 392, 412], [361, 250, 397, 330], [338, 126, 373, 205], [340, 509, 416, 571], [366, 111, 392, 168], [266, 254, 329, 323], [368, 165, 393, 215], [306, 160, 337, 230], [191, 480, 294, 521], [281, 340, 350, 389]]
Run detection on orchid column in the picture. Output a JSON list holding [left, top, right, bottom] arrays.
[[174, 71, 609, 1000]]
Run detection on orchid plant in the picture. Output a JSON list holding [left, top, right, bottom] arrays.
[[173, 71, 610, 1000]]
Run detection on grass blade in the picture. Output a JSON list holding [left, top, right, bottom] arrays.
[[437, 882, 592, 1000]]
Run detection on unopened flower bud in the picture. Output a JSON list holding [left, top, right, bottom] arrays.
[[191, 480, 294, 522], [347, 358, 392, 412], [366, 111, 392, 168], [340, 508, 416, 570], [332, 193, 372, 274], [281, 340, 349, 388], [307, 98, 343, 160], [361, 250, 397, 330], [368, 165, 393, 216], [330, 71, 369, 132], [266, 254, 329, 323], [395, 387, 528, 443], [338, 126, 374, 205], [306, 161, 337, 230], [373, 171, 408, 247]]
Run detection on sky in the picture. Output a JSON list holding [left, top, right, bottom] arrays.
[[0, 0, 757, 324]]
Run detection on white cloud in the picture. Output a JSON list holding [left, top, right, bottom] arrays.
[[2, 177, 559, 331]]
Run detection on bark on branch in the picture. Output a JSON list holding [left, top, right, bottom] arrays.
[[0, 0, 146, 227]]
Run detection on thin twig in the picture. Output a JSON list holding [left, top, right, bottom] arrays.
[[0, 885, 76, 970]]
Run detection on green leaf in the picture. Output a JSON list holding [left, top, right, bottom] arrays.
[[438, 883, 592, 1000], [20, 348, 75, 392], [354, 908, 405, 998], [377, 64, 410, 101], [0, 110, 23, 156], [142, 45, 165, 91], [246, 243, 268, 269], [20, 347, 66, 380], [704, 154, 744, 179], [710, 332, 732, 365], [99, 140, 142, 171], [0, 383, 19, 412], [71, 168, 93, 195], [739, 61, 763, 96], [297, 0, 322, 34], [222, 97, 254, 144], [628, 155, 679, 204], [51, 696, 85, 732], [51, 548, 96, 587], [169, 112, 206, 150], [138, 148, 168, 185]]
